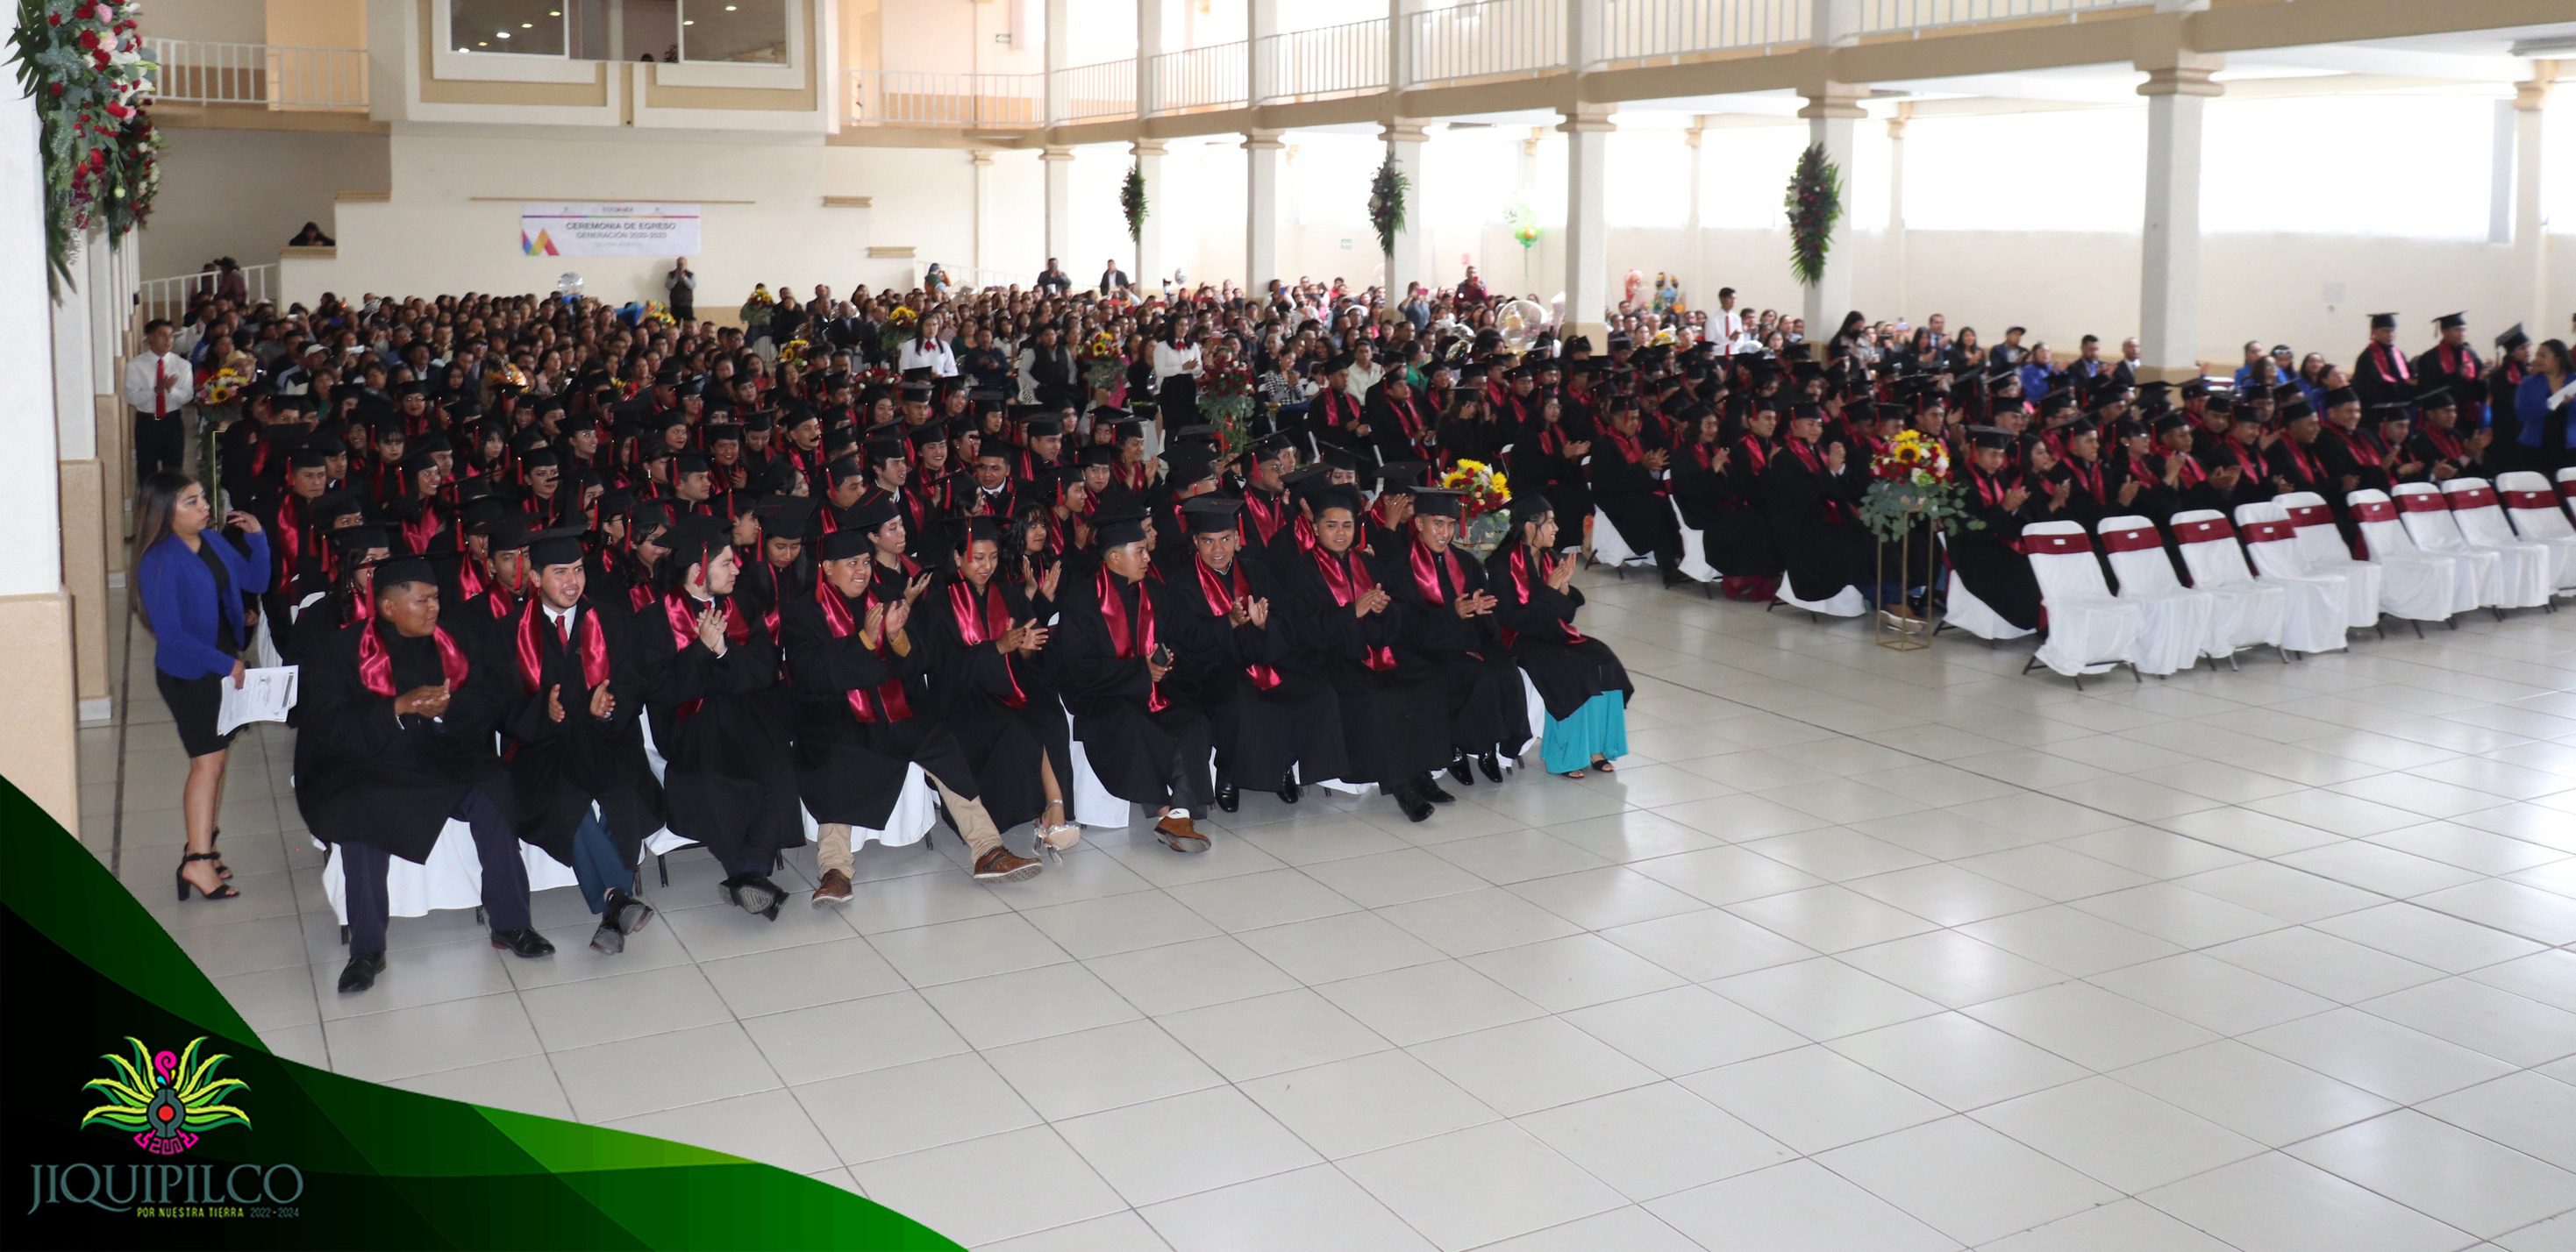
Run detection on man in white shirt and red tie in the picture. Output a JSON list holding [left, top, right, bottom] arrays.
[[123, 318, 195, 484]]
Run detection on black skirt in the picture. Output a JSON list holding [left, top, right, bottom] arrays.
[[157, 669, 236, 758]]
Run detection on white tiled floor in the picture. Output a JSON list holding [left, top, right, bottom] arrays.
[[89, 573, 2576, 1250]]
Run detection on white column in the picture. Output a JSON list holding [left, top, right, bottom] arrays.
[[1388, 0, 1422, 91], [1560, 104, 1614, 341], [1132, 139, 1167, 291], [1042, 145, 1076, 270], [1887, 105, 1910, 320], [1245, 129, 1284, 297], [1567, 0, 1605, 73], [969, 149, 994, 278], [85, 226, 116, 400], [0, 83, 79, 830], [1044, 0, 1069, 125], [1247, 0, 1277, 106], [2138, 60, 2219, 381], [2508, 71, 2551, 336], [1381, 120, 1427, 303], [54, 253, 95, 463], [1684, 121, 1705, 303], [1136, 0, 1163, 117], [1797, 85, 1864, 332]]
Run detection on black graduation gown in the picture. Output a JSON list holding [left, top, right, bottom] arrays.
[[1705, 437, 1783, 578], [1671, 443, 1730, 533], [293, 619, 515, 864], [1761, 441, 1871, 601], [782, 587, 987, 830], [1051, 572, 1213, 809], [2352, 344, 2416, 408], [1952, 469, 2044, 630], [1485, 543, 1632, 722], [636, 592, 803, 870], [1275, 542, 1449, 786], [2316, 423, 2394, 497], [1589, 433, 1680, 559], [1508, 429, 1593, 537], [915, 576, 1060, 832], [1165, 556, 1349, 790], [496, 600, 663, 867], [1372, 537, 1526, 758]]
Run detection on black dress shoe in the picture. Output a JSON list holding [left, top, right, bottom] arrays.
[[1478, 751, 1504, 784], [1216, 780, 1240, 814], [1391, 785, 1434, 824], [1277, 777, 1302, 804], [1420, 777, 1458, 805], [489, 928, 556, 959], [1449, 750, 1477, 788], [337, 952, 387, 993]]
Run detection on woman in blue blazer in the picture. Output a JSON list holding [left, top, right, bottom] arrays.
[[132, 471, 268, 902]]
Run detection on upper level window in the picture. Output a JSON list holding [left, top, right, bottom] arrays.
[[681, 0, 789, 65], [451, 0, 570, 55]]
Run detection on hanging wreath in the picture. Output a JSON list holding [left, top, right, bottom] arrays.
[[1785, 142, 1843, 289], [1120, 161, 1146, 247], [1366, 153, 1408, 260], [11, 0, 161, 292]]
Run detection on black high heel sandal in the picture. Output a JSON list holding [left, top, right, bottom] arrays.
[[175, 851, 239, 901], [210, 827, 232, 879]]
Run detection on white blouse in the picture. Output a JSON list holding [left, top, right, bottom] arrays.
[[898, 337, 959, 378], [1151, 340, 1202, 388]]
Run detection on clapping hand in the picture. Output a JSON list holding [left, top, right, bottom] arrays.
[[2116, 479, 2144, 505], [881, 598, 912, 639], [1246, 597, 1271, 628], [904, 573, 933, 603], [1825, 443, 1848, 473], [695, 603, 730, 655], [2002, 486, 2031, 512], [588, 679, 616, 722], [1354, 587, 1391, 617], [545, 683, 567, 723], [1038, 563, 1062, 601], [860, 601, 887, 648]]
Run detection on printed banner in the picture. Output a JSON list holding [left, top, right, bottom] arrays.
[[518, 203, 702, 258]]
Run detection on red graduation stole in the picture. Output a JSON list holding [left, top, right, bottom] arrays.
[[662, 592, 751, 721], [1243, 491, 1288, 545], [1195, 558, 1283, 692], [812, 580, 914, 723], [1308, 544, 1394, 671], [358, 620, 471, 699], [946, 579, 1028, 709], [1096, 566, 1168, 713], [1407, 535, 1463, 608], [514, 601, 612, 695], [1503, 544, 1583, 647]]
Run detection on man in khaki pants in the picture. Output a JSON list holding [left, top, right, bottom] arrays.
[[781, 523, 1040, 904]]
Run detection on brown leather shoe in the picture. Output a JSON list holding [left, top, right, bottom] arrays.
[[1154, 815, 1210, 854], [810, 868, 853, 906], [971, 847, 1044, 883]]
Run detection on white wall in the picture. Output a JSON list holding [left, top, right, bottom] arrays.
[[139, 0, 268, 42], [278, 131, 981, 305], [139, 128, 391, 279]]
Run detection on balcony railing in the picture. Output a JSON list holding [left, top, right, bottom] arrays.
[[1856, 0, 2143, 37], [1060, 58, 1139, 123], [1603, 0, 1811, 62], [1411, 0, 1565, 87], [847, 69, 1041, 127], [139, 265, 280, 324], [1258, 18, 1389, 103], [145, 39, 369, 110], [1148, 41, 1248, 115]]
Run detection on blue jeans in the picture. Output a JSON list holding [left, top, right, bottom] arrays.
[[568, 809, 631, 914]]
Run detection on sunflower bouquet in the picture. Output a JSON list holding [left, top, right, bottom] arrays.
[[778, 338, 813, 371], [1440, 458, 1512, 522], [1858, 428, 1978, 543], [1200, 360, 1258, 456], [880, 304, 920, 360], [196, 366, 250, 408], [1080, 329, 1123, 392]]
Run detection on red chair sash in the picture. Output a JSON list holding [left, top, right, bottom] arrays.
[[2285, 505, 2333, 529], [2241, 520, 2297, 544], [2097, 526, 2164, 554], [2444, 487, 2498, 510], [2395, 493, 2451, 514], [2352, 500, 2400, 523], [2173, 517, 2237, 544], [2501, 489, 2556, 510], [2018, 530, 2091, 556]]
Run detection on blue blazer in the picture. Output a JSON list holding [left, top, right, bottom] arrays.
[[139, 530, 271, 679]]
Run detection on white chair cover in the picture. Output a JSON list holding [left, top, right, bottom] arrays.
[[2485, 473, 2576, 591], [2275, 492, 2424, 626], [1937, 531, 2033, 642], [2350, 490, 2486, 616], [1590, 508, 1649, 567], [2240, 502, 2377, 633], [2219, 506, 2352, 654], [2398, 482, 2550, 608], [2096, 516, 2223, 674], [640, 712, 936, 851], [2018, 523, 2143, 679], [1066, 710, 1134, 829], [2165, 510, 2295, 657], [319, 822, 581, 926], [2557, 466, 2576, 514], [1671, 499, 1722, 585]]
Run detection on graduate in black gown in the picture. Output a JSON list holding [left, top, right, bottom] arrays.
[[294, 555, 554, 995], [1950, 428, 2045, 631], [1165, 495, 1350, 812], [496, 529, 666, 950], [1272, 486, 1451, 823], [1374, 487, 1523, 791], [1048, 513, 1217, 854], [636, 517, 805, 932], [916, 516, 1075, 857], [1708, 401, 1785, 600], [1762, 403, 1872, 604], [1486, 494, 1633, 778], [783, 528, 1043, 902]]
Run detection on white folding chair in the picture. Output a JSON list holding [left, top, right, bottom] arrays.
[[2016, 522, 2143, 686], [2397, 482, 2550, 612], [2487, 472, 2576, 593], [1671, 498, 1723, 587], [2350, 489, 2485, 620], [2277, 491, 2434, 634], [2096, 516, 2223, 675], [2557, 466, 2576, 515], [318, 823, 582, 933], [1589, 508, 1652, 571], [2227, 505, 2355, 655], [1936, 530, 2034, 643], [637, 713, 938, 885]]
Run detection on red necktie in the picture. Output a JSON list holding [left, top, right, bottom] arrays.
[[154, 360, 167, 419], [555, 612, 571, 648]]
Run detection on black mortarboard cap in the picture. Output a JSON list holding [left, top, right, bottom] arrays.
[[1180, 495, 1244, 537], [2369, 313, 2398, 331], [2432, 312, 2465, 331], [2496, 323, 2529, 351], [1409, 487, 1465, 520]]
